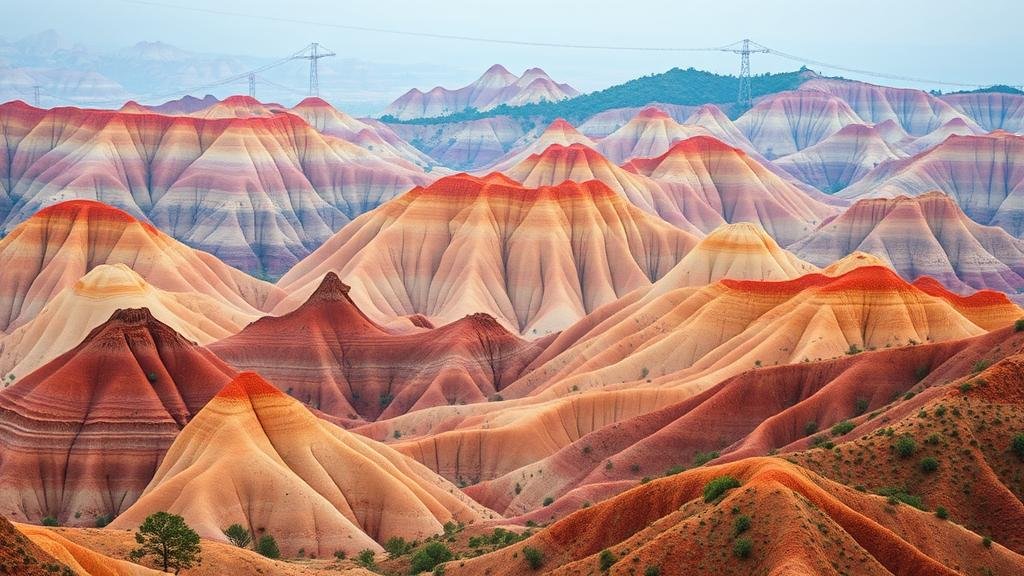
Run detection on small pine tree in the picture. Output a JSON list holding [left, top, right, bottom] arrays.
[[129, 512, 201, 574], [223, 524, 252, 548], [255, 535, 280, 559]]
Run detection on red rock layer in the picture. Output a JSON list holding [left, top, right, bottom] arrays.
[[0, 308, 235, 526], [210, 272, 547, 421]]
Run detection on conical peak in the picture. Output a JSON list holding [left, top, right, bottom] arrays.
[[214, 371, 285, 402], [295, 96, 333, 109], [307, 272, 352, 300], [73, 264, 149, 296], [544, 118, 579, 135], [528, 142, 606, 164], [636, 106, 671, 120], [698, 222, 777, 252]]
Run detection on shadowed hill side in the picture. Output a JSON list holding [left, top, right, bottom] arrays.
[[210, 272, 548, 421], [0, 308, 235, 526]]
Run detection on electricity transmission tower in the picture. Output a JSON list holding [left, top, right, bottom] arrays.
[[292, 43, 336, 97], [720, 39, 769, 109], [32, 85, 41, 107], [248, 73, 256, 98]]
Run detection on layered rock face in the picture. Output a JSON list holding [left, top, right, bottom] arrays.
[[389, 116, 527, 170], [0, 199, 279, 333], [802, 77, 982, 136], [510, 266, 1020, 400], [774, 123, 904, 192], [110, 372, 492, 556], [594, 106, 718, 163], [734, 90, 862, 158], [0, 308, 235, 525], [0, 101, 436, 277], [273, 173, 698, 336], [486, 118, 598, 172], [838, 133, 1024, 236], [383, 64, 578, 120], [942, 91, 1024, 132], [621, 136, 837, 245], [791, 192, 1024, 294], [0, 264, 256, 379], [209, 273, 547, 422], [289, 97, 438, 169]]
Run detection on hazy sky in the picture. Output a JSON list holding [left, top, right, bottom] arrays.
[[5, 0, 1023, 93]]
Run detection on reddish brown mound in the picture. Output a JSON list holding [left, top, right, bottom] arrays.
[[0, 515, 73, 575], [467, 327, 1020, 516], [0, 308, 236, 525], [449, 457, 1023, 575], [210, 273, 548, 421]]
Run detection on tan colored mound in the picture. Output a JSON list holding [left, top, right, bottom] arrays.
[[15, 523, 161, 576], [111, 372, 493, 556], [0, 264, 252, 379]]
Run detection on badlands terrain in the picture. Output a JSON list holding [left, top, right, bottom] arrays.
[[1, 60, 1024, 576]]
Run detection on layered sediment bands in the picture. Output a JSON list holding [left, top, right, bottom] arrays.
[[0, 101, 435, 277], [734, 90, 862, 158], [110, 372, 492, 556], [486, 118, 598, 172], [0, 264, 257, 378], [594, 106, 718, 163], [774, 123, 904, 192], [621, 136, 837, 245], [13, 521, 163, 575], [389, 116, 527, 170], [942, 91, 1024, 132], [802, 78, 982, 136], [792, 192, 1024, 294], [0, 199, 280, 333], [209, 272, 547, 421], [838, 133, 1024, 236], [273, 173, 697, 336], [0, 308, 235, 525]]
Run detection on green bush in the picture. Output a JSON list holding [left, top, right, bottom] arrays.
[[334, 550, 347, 560], [94, 514, 111, 528], [920, 457, 939, 473], [598, 549, 617, 571], [1012, 433, 1024, 459], [523, 546, 544, 570], [692, 451, 719, 467], [223, 524, 251, 548], [831, 420, 855, 437], [41, 516, 59, 527], [875, 487, 924, 510], [982, 536, 993, 548], [255, 535, 280, 559], [733, 515, 751, 536], [733, 537, 753, 559], [973, 360, 991, 374], [1015, 318, 1024, 332], [895, 435, 917, 458], [644, 566, 661, 576], [384, 536, 414, 557], [542, 497, 554, 507], [357, 549, 376, 568], [703, 476, 741, 503], [804, 421, 819, 436], [935, 506, 949, 520], [409, 542, 453, 573]]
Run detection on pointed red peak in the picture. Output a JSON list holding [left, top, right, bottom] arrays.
[[307, 271, 352, 300], [215, 371, 285, 402], [295, 96, 333, 110], [528, 142, 606, 164], [636, 106, 671, 120], [483, 64, 513, 76], [545, 118, 578, 134], [219, 95, 263, 107]]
